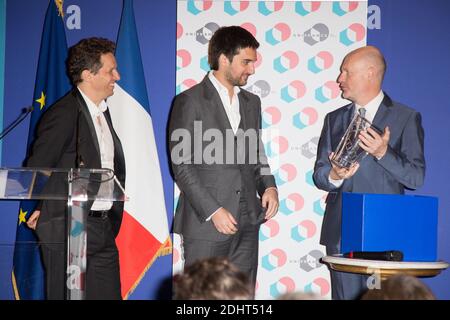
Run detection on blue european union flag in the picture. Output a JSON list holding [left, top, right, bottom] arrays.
[[12, 0, 70, 300]]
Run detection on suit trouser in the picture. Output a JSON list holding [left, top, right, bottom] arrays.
[[39, 213, 121, 300], [182, 196, 260, 289], [326, 244, 368, 300]]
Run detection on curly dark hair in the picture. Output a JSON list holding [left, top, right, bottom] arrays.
[[67, 37, 116, 85], [208, 26, 259, 71], [173, 257, 253, 300]]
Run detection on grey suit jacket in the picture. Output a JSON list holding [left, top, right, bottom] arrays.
[[313, 94, 425, 247], [169, 76, 276, 241]]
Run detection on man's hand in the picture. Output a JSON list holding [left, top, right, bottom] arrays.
[[329, 152, 360, 180], [262, 188, 279, 220], [359, 126, 390, 159], [211, 208, 238, 235], [27, 210, 41, 230]]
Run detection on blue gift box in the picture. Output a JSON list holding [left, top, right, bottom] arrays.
[[341, 193, 438, 262]]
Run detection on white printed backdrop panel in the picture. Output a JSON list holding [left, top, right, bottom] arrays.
[[174, 0, 367, 300]]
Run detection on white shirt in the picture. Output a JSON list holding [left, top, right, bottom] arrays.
[[78, 88, 115, 210], [208, 71, 241, 134], [205, 72, 277, 221], [329, 91, 385, 187]]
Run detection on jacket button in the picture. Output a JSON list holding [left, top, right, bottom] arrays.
[[236, 190, 240, 195]]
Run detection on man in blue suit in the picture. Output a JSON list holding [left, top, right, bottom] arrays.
[[313, 46, 425, 300]]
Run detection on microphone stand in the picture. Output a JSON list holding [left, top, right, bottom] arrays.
[[0, 107, 33, 141]]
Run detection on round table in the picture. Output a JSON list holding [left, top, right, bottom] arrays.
[[321, 255, 449, 280]]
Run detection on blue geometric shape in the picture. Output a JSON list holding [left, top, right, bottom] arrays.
[[305, 170, 314, 187], [295, 2, 310, 16], [224, 1, 238, 16], [261, 255, 276, 271], [270, 282, 282, 297], [273, 56, 288, 73], [274, 170, 287, 186], [200, 55, 210, 72], [279, 198, 295, 216], [293, 113, 307, 129], [259, 228, 270, 241], [265, 29, 280, 46], [308, 57, 322, 74], [291, 225, 306, 242], [313, 199, 325, 216], [340, 29, 353, 46], [281, 86, 295, 103], [71, 221, 84, 237], [258, 2, 272, 16], [187, 0, 201, 15], [332, 3, 346, 16], [315, 87, 329, 103]]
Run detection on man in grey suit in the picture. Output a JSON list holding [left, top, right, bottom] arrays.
[[313, 46, 425, 300], [169, 26, 279, 290]]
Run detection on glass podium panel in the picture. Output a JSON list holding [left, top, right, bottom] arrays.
[[0, 168, 126, 300]]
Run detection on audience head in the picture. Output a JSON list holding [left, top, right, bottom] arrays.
[[173, 257, 253, 300], [361, 274, 436, 300], [277, 291, 322, 300]]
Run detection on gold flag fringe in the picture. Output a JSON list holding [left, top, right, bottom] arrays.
[[54, 0, 64, 17], [123, 235, 173, 300]]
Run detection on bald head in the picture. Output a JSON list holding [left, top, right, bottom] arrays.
[[346, 46, 386, 82], [337, 46, 386, 105]]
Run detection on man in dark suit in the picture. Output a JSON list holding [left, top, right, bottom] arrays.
[[26, 37, 126, 300], [313, 46, 425, 300], [169, 26, 279, 289]]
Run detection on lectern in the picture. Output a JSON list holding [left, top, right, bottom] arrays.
[[0, 168, 126, 300], [341, 193, 438, 262]]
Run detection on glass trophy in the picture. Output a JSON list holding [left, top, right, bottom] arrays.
[[331, 113, 381, 168]]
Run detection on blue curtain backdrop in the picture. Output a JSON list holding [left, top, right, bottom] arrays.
[[0, 0, 6, 162], [0, 0, 448, 299]]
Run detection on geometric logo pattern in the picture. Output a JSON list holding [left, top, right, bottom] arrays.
[[308, 51, 334, 74], [266, 23, 291, 45], [295, 2, 321, 16], [293, 107, 318, 129], [224, 1, 250, 16], [340, 23, 366, 46], [315, 80, 340, 103], [332, 2, 359, 16], [279, 193, 304, 216], [304, 277, 331, 297], [258, 1, 283, 16], [269, 276, 296, 298], [187, 0, 213, 16], [273, 50, 299, 73], [261, 248, 287, 271], [291, 219, 317, 242], [281, 80, 306, 103], [176, 0, 368, 300], [259, 219, 280, 241]]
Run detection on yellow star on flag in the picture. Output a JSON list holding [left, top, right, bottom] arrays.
[[36, 91, 46, 110], [18, 208, 28, 225]]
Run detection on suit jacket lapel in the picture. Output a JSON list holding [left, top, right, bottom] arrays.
[[238, 91, 248, 131], [72, 89, 101, 158], [342, 103, 355, 132], [372, 93, 393, 133], [203, 76, 234, 132]]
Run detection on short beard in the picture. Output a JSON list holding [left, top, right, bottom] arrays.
[[225, 70, 244, 87]]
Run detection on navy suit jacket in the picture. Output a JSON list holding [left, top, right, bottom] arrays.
[[313, 94, 425, 247]]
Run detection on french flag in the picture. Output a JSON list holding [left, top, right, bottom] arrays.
[[108, 0, 171, 299]]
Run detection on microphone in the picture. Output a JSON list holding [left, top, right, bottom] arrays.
[[343, 250, 404, 261], [0, 106, 33, 140]]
